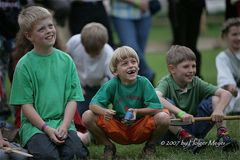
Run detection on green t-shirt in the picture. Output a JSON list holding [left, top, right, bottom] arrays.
[[9, 48, 84, 146], [155, 75, 218, 115], [90, 76, 162, 119]]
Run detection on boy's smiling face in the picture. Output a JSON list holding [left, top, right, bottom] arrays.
[[225, 26, 240, 52], [114, 57, 139, 85], [169, 60, 196, 88], [25, 17, 56, 54]]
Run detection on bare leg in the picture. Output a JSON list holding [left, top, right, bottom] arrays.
[[147, 112, 170, 144], [82, 110, 113, 146]]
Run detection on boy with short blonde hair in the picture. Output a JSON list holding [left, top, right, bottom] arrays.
[[156, 45, 239, 153], [10, 6, 89, 159], [82, 46, 170, 159]]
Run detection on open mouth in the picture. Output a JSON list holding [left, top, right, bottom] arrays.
[[127, 69, 137, 74], [46, 34, 54, 40]]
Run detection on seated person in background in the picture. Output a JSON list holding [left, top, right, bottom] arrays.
[[0, 120, 27, 160], [82, 46, 170, 159], [66, 22, 114, 144], [216, 17, 240, 114], [155, 45, 239, 153]]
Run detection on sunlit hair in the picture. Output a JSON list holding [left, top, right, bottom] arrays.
[[18, 6, 52, 33], [109, 46, 139, 73], [81, 22, 108, 56], [166, 45, 196, 66], [221, 17, 240, 38]]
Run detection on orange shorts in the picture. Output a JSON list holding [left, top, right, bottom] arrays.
[[96, 115, 155, 145]]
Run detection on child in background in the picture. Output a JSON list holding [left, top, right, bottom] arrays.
[[66, 22, 114, 118], [82, 46, 170, 159], [66, 22, 114, 144], [9, 6, 89, 159], [216, 18, 240, 114], [156, 45, 239, 153], [0, 120, 27, 160]]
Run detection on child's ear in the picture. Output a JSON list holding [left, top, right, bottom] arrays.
[[113, 72, 118, 76], [168, 64, 175, 73], [24, 32, 32, 41]]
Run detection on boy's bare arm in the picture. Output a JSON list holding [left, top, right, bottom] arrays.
[[211, 88, 232, 121], [55, 101, 77, 140], [61, 101, 77, 129], [156, 91, 194, 122], [89, 104, 116, 121], [22, 104, 46, 130], [129, 107, 161, 116]]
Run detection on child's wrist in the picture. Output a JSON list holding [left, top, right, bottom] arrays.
[[41, 123, 48, 131], [176, 111, 186, 118]]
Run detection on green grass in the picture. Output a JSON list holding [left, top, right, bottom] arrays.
[[86, 14, 240, 159]]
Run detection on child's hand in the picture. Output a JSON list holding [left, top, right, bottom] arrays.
[[56, 125, 68, 140], [104, 109, 116, 121], [181, 113, 194, 123], [44, 126, 65, 144], [211, 110, 224, 123], [127, 108, 137, 121], [0, 138, 10, 148]]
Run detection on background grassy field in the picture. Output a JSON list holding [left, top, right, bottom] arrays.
[[87, 13, 240, 159]]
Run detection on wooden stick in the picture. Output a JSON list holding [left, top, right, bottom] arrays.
[[170, 115, 240, 126], [2, 147, 33, 157]]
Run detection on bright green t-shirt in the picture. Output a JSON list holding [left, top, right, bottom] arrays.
[[9, 48, 84, 146], [90, 76, 162, 119], [155, 75, 218, 115]]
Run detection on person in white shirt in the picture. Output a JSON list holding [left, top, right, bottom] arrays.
[[66, 22, 114, 144], [216, 18, 240, 114]]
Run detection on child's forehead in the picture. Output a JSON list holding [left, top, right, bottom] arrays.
[[33, 17, 53, 25], [177, 59, 196, 65], [119, 56, 137, 62]]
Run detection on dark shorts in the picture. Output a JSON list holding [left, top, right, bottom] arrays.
[[26, 130, 89, 160], [161, 97, 214, 141]]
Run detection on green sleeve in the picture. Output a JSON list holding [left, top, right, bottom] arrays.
[[198, 78, 218, 98], [90, 80, 114, 108], [155, 78, 169, 97], [10, 63, 34, 105]]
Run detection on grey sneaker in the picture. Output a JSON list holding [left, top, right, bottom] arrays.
[[216, 127, 239, 152], [103, 144, 116, 160]]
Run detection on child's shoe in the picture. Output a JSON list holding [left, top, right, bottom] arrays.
[[216, 127, 239, 152], [103, 144, 116, 160], [142, 142, 156, 157], [177, 129, 206, 154]]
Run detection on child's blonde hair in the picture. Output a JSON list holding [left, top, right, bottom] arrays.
[[221, 18, 240, 38], [81, 22, 108, 56], [18, 6, 52, 33], [109, 46, 139, 73], [166, 45, 196, 66]]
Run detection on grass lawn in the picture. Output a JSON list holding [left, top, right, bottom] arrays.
[[87, 14, 240, 159]]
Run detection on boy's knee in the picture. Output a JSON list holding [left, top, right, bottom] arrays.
[[197, 97, 213, 116], [155, 112, 170, 127], [82, 110, 95, 126]]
